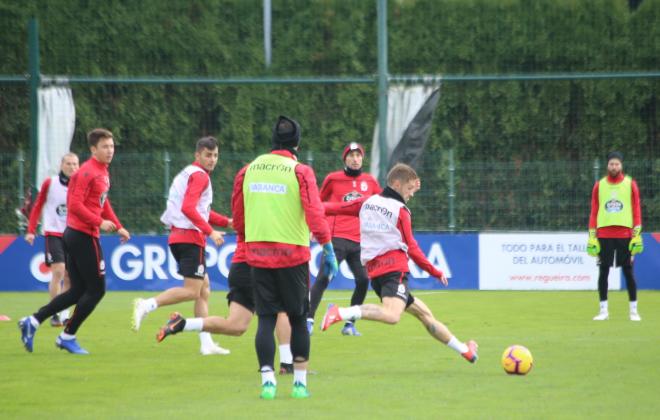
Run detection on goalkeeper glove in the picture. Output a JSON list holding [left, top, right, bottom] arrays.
[[629, 226, 644, 255], [321, 242, 339, 280], [586, 229, 600, 257]]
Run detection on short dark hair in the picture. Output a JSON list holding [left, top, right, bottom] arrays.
[[387, 163, 418, 186], [196, 136, 218, 152], [87, 128, 113, 147]]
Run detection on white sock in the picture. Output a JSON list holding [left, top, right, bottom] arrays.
[[447, 336, 469, 354], [630, 301, 638, 313], [59, 309, 70, 320], [293, 369, 307, 386], [338, 305, 362, 321], [199, 331, 215, 347], [600, 301, 608, 312], [260, 367, 276, 385], [28, 316, 40, 329], [144, 297, 158, 312], [184, 318, 204, 332], [59, 332, 75, 340], [279, 344, 293, 364]]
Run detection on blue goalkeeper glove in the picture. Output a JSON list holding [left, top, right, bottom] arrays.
[[321, 242, 339, 280], [629, 226, 644, 255]]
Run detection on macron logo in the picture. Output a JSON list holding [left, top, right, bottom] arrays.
[[249, 183, 287, 194]]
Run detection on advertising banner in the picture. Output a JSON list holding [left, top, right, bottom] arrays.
[[0, 233, 478, 291]]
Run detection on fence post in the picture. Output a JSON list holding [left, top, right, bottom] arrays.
[[163, 151, 170, 202], [306, 150, 314, 168], [18, 150, 25, 234], [448, 148, 456, 232], [593, 158, 600, 183]]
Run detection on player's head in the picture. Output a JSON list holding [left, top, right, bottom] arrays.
[[342, 142, 365, 171], [606, 151, 623, 177], [271, 115, 301, 151], [387, 163, 419, 203], [60, 152, 79, 177], [195, 136, 219, 172], [88, 128, 114, 164]]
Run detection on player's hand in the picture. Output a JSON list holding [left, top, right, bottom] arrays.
[[321, 242, 339, 281], [227, 218, 233, 229], [117, 227, 130, 243], [209, 230, 225, 247], [24, 233, 35, 245], [586, 229, 600, 257], [436, 271, 448, 286], [413, 178, 421, 193], [100, 220, 117, 232], [629, 226, 643, 255]]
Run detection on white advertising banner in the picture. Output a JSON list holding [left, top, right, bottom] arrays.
[[479, 233, 621, 290]]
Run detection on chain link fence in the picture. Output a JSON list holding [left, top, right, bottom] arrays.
[[2, 150, 657, 234]]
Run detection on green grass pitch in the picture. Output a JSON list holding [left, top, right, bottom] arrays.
[[1, 290, 659, 419]]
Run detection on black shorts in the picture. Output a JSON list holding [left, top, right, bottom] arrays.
[[226, 262, 255, 312], [252, 263, 309, 316], [169, 243, 206, 279], [45, 235, 66, 266], [598, 238, 632, 268], [371, 271, 415, 308]]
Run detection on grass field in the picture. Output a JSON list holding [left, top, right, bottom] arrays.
[[1, 290, 659, 419]]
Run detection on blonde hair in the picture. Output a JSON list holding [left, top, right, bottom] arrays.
[[386, 163, 418, 186]]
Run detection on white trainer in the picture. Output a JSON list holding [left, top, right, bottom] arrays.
[[630, 312, 641, 322], [200, 342, 231, 355], [131, 298, 148, 331], [593, 311, 609, 321]]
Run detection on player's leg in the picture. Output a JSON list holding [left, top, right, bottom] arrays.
[[321, 272, 406, 330], [278, 264, 311, 398], [19, 231, 84, 352], [48, 262, 66, 326], [276, 312, 294, 374], [308, 238, 348, 330], [132, 243, 204, 331], [252, 266, 282, 399], [594, 238, 614, 320], [56, 231, 106, 354], [196, 274, 230, 355], [405, 296, 478, 363], [342, 243, 369, 335], [617, 239, 640, 321]]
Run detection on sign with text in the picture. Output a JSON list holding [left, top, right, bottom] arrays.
[[479, 233, 620, 290]]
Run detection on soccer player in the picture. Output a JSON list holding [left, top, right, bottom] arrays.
[[25, 153, 79, 326], [235, 115, 337, 399], [132, 136, 231, 355], [18, 128, 130, 354], [156, 165, 296, 373], [308, 142, 381, 336], [320, 163, 478, 365], [587, 151, 643, 321]]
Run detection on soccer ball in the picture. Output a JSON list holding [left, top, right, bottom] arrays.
[[501, 345, 533, 375]]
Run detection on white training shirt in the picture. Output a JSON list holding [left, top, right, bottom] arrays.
[[160, 165, 212, 231], [42, 175, 68, 234], [359, 194, 408, 265]]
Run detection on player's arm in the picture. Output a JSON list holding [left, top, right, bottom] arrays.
[[319, 175, 333, 202], [180, 171, 214, 235], [323, 196, 365, 217], [209, 211, 231, 229], [102, 198, 130, 241], [231, 166, 248, 239], [631, 179, 642, 228], [588, 181, 599, 231], [296, 165, 331, 245], [398, 208, 447, 285], [25, 178, 51, 243]]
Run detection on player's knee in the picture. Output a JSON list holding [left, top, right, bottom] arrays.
[[383, 311, 402, 324]]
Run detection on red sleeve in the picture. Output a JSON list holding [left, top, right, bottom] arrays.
[[27, 178, 51, 234], [319, 174, 333, 202], [295, 165, 331, 244], [209, 211, 230, 228], [398, 208, 444, 279], [631, 179, 642, 227], [181, 171, 213, 235], [588, 181, 599, 229], [68, 171, 103, 227], [324, 196, 366, 216], [101, 198, 123, 230], [231, 166, 248, 239], [371, 175, 383, 194]]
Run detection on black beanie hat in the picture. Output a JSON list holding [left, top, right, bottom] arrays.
[[272, 115, 301, 149], [606, 151, 623, 163]]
